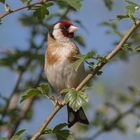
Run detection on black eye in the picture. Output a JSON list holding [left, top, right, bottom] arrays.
[[60, 25, 70, 30]]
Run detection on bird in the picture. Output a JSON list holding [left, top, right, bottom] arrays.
[[44, 21, 89, 128]]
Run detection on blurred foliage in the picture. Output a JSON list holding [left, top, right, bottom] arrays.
[[43, 123, 70, 140], [0, 0, 140, 140], [103, 0, 113, 10]]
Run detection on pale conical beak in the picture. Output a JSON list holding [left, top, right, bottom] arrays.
[[68, 25, 79, 33]]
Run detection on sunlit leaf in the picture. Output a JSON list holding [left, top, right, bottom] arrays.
[[14, 129, 26, 136], [43, 127, 53, 134], [20, 88, 41, 103], [73, 51, 94, 71], [64, 89, 88, 112], [37, 83, 49, 96], [125, 0, 140, 19]]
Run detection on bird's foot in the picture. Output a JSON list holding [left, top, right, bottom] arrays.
[[49, 96, 62, 106]]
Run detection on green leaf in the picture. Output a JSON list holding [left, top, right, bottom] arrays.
[[73, 51, 94, 71], [55, 130, 70, 140], [135, 45, 140, 52], [58, 0, 81, 11], [43, 123, 70, 140], [45, 1, 54, 7], [11, 129, 25, 140], [125, 0, 140, 18], [37, 83, 49, 96], [103, 0, 113, 10], [33, 2, 54, 21], [53, 123, 68, 131], [14, 129, 26, 136], [125, 0, 140, 7], [53, 123, 70, 140], [64, 89, 88, 112], [117, 14, 129, 20], [43, 128, 53, 134], [122, 44, 133, 51], [96, 55, 108, 63], [72, 57, 84, 72], [20, 88, 41, 103]]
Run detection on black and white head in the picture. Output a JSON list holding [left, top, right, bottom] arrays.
[[49, 21, 79, 41]]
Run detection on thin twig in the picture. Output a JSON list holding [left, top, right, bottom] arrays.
[[7, 68, 44, 138], [79, 101, 140, 140], [30, 20, 140, 140], [76, 20, 140, 91], [0, 59, 32, 122], [90, 101, 140, 140], [30, 104, 63, 140], [0, 0, 49, 20]]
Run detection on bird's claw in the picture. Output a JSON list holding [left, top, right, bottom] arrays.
[[49, 96, 62, 106]]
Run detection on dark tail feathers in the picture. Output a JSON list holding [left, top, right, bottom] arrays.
[[67, 105, 89, 128]]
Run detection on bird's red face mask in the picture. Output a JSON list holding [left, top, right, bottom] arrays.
[[59, 21, 79, 38]]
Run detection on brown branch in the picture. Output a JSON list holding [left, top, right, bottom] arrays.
[[0, 0, 49, 20], [0, 59, 32, 122], [76, 20, 140, 91], [30, 20, 140, 140], [7, 68, 44, 138], [30, 104, 63, 140], [90, 101, 140, 140], [78, 101, 140, 140]]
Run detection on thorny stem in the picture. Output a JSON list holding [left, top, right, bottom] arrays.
[[30, 20, 140, 140]]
